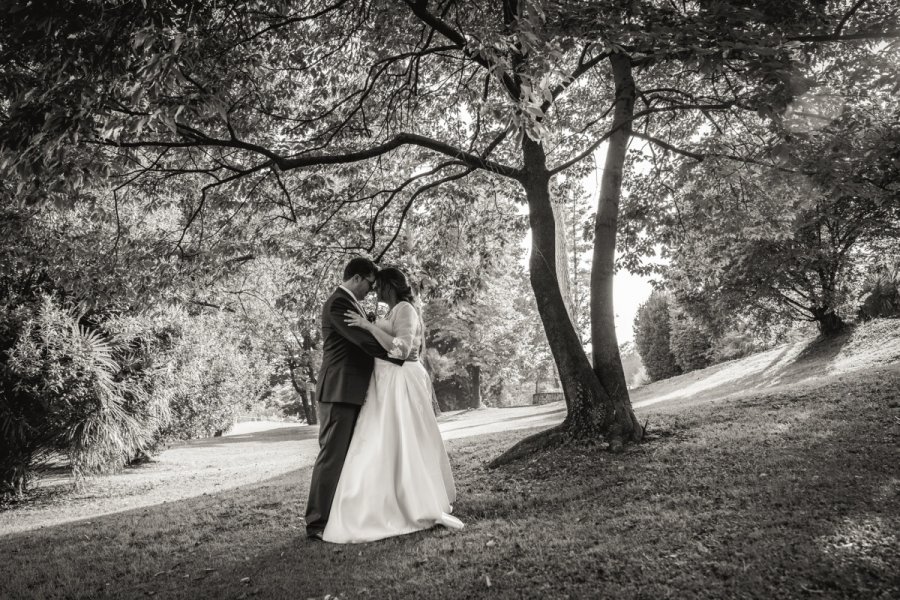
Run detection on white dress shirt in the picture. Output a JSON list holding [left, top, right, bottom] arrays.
[[338, 284, 367, 315]]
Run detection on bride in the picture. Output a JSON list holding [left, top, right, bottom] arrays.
[[322, 266, 464, 543]]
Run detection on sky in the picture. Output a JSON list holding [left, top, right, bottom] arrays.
[[613, 269, 654, 344]]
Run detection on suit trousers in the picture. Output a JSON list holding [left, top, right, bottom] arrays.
[[304, 401, 361, 535]]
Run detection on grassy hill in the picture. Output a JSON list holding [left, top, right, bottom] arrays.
[[631, 318, 900, 413]]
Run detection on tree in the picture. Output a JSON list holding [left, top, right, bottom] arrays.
[[640, 101, 900, 336], [669, 306, 713, 372], [3, 0, 897, 459], [633, 290, 680, 382], [427, 254, 550, 408]]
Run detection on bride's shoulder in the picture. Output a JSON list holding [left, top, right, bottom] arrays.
[[386, 301, 419, 322]]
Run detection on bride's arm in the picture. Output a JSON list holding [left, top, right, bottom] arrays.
[[344, 302, 419, 360]]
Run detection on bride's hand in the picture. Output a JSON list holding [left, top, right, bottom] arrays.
[[344, 311, 371, 330]]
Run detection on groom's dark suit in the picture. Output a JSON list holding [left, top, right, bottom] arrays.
[[304, 287, 402, 537]]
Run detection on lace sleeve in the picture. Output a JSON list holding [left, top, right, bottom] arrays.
[[387, 302, 419, 360]]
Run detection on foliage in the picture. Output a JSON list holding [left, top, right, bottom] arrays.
[[419, 208, 550, 407], [857, 257, 900, 321], [3, 0, 898, 452], [633, 290, 681, 382], [1, 296, 164, 493], [668, 306, 713, 373], [707, 327, 774, 364], [109, 305, 275, 443], [643, 105, 899, 337], [621, 43, 900, 337], [426, 263, 550, 407], [0, 196, 278, 493]]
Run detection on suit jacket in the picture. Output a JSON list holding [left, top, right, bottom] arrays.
[[315, 287, 402, 406]]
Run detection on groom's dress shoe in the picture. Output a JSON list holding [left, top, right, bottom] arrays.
[[307, 530, 324, 541]]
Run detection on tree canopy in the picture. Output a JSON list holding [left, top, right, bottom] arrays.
[[3, 0, 898, 461]]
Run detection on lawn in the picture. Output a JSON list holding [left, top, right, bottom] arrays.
[[2, 363, 898, 599]]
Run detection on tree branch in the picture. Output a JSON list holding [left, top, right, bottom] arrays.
[[790, 27, 900, 43], [375, 166, 475, 261], [400, 0, 522, 99], [632, 131, 705, 161], [549, 102, 736, 175], [834, 0, 870, 37], [545, 45, 612, 110], [278, 132, 521, 179]]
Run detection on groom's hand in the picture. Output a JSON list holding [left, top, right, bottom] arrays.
[[343, 311, 371, 331], [329, 297, 393, 361]]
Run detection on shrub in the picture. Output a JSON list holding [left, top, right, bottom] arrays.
[[633, 291, 681, 382], [669, 309, 713, 372], [709, 329, 769, 363], [1, 296, 164, 494], [857, 260, 900, 321], [144, 307, 273, 442]]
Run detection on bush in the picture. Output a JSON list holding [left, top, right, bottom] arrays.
[[708, 329, 769, 363], [669, 309, 713, 372], [633, 291, 681, 382], [1, 296, 164, 494], [142, 307, 273, 442], [857, 260, 900, 321], [1, 298, 275, 497]]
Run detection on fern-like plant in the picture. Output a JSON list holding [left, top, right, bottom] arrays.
[[3, 295, 166, 491]]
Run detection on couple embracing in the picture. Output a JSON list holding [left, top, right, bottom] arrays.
[[304, 257, 464, 543]]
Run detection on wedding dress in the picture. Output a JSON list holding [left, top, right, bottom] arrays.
[[322, 301, 464, 543]]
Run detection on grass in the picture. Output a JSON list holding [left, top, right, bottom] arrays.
[[2, 363, 898, 599]]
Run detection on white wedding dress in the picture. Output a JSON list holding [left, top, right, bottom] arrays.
[[323, 301, 464, 543]]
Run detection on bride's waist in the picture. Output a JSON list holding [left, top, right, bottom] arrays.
[[376, 357, 419, 365]]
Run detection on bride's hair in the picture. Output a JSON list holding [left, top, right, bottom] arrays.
[[376, 267, 415, 304]]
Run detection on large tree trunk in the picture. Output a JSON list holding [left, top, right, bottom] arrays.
[[589, 52, 643, 443], [490, 136, 616, 465], [812, 306, 846, 336], [467, 364, 484, 408]]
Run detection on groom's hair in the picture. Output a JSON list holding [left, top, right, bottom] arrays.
[[343, 257, 378, 281]]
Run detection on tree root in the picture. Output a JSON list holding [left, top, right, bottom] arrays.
[[487, 424, 570, 468], [487, 411, 652, 468]]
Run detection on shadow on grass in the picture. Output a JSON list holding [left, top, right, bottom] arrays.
[[2, 366, 898, 599]]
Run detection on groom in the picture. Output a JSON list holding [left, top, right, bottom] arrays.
[[304, 257, 403, 540]]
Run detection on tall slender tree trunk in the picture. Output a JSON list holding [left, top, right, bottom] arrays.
[[287, 351, 317, 426], [552, 199, 574, 412], [589, 53, 643, 443], [553, 200, 574, 321], [467, 364, 484, 408]]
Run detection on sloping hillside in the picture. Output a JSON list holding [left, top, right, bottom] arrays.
[[631, 318, 900, 412]]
